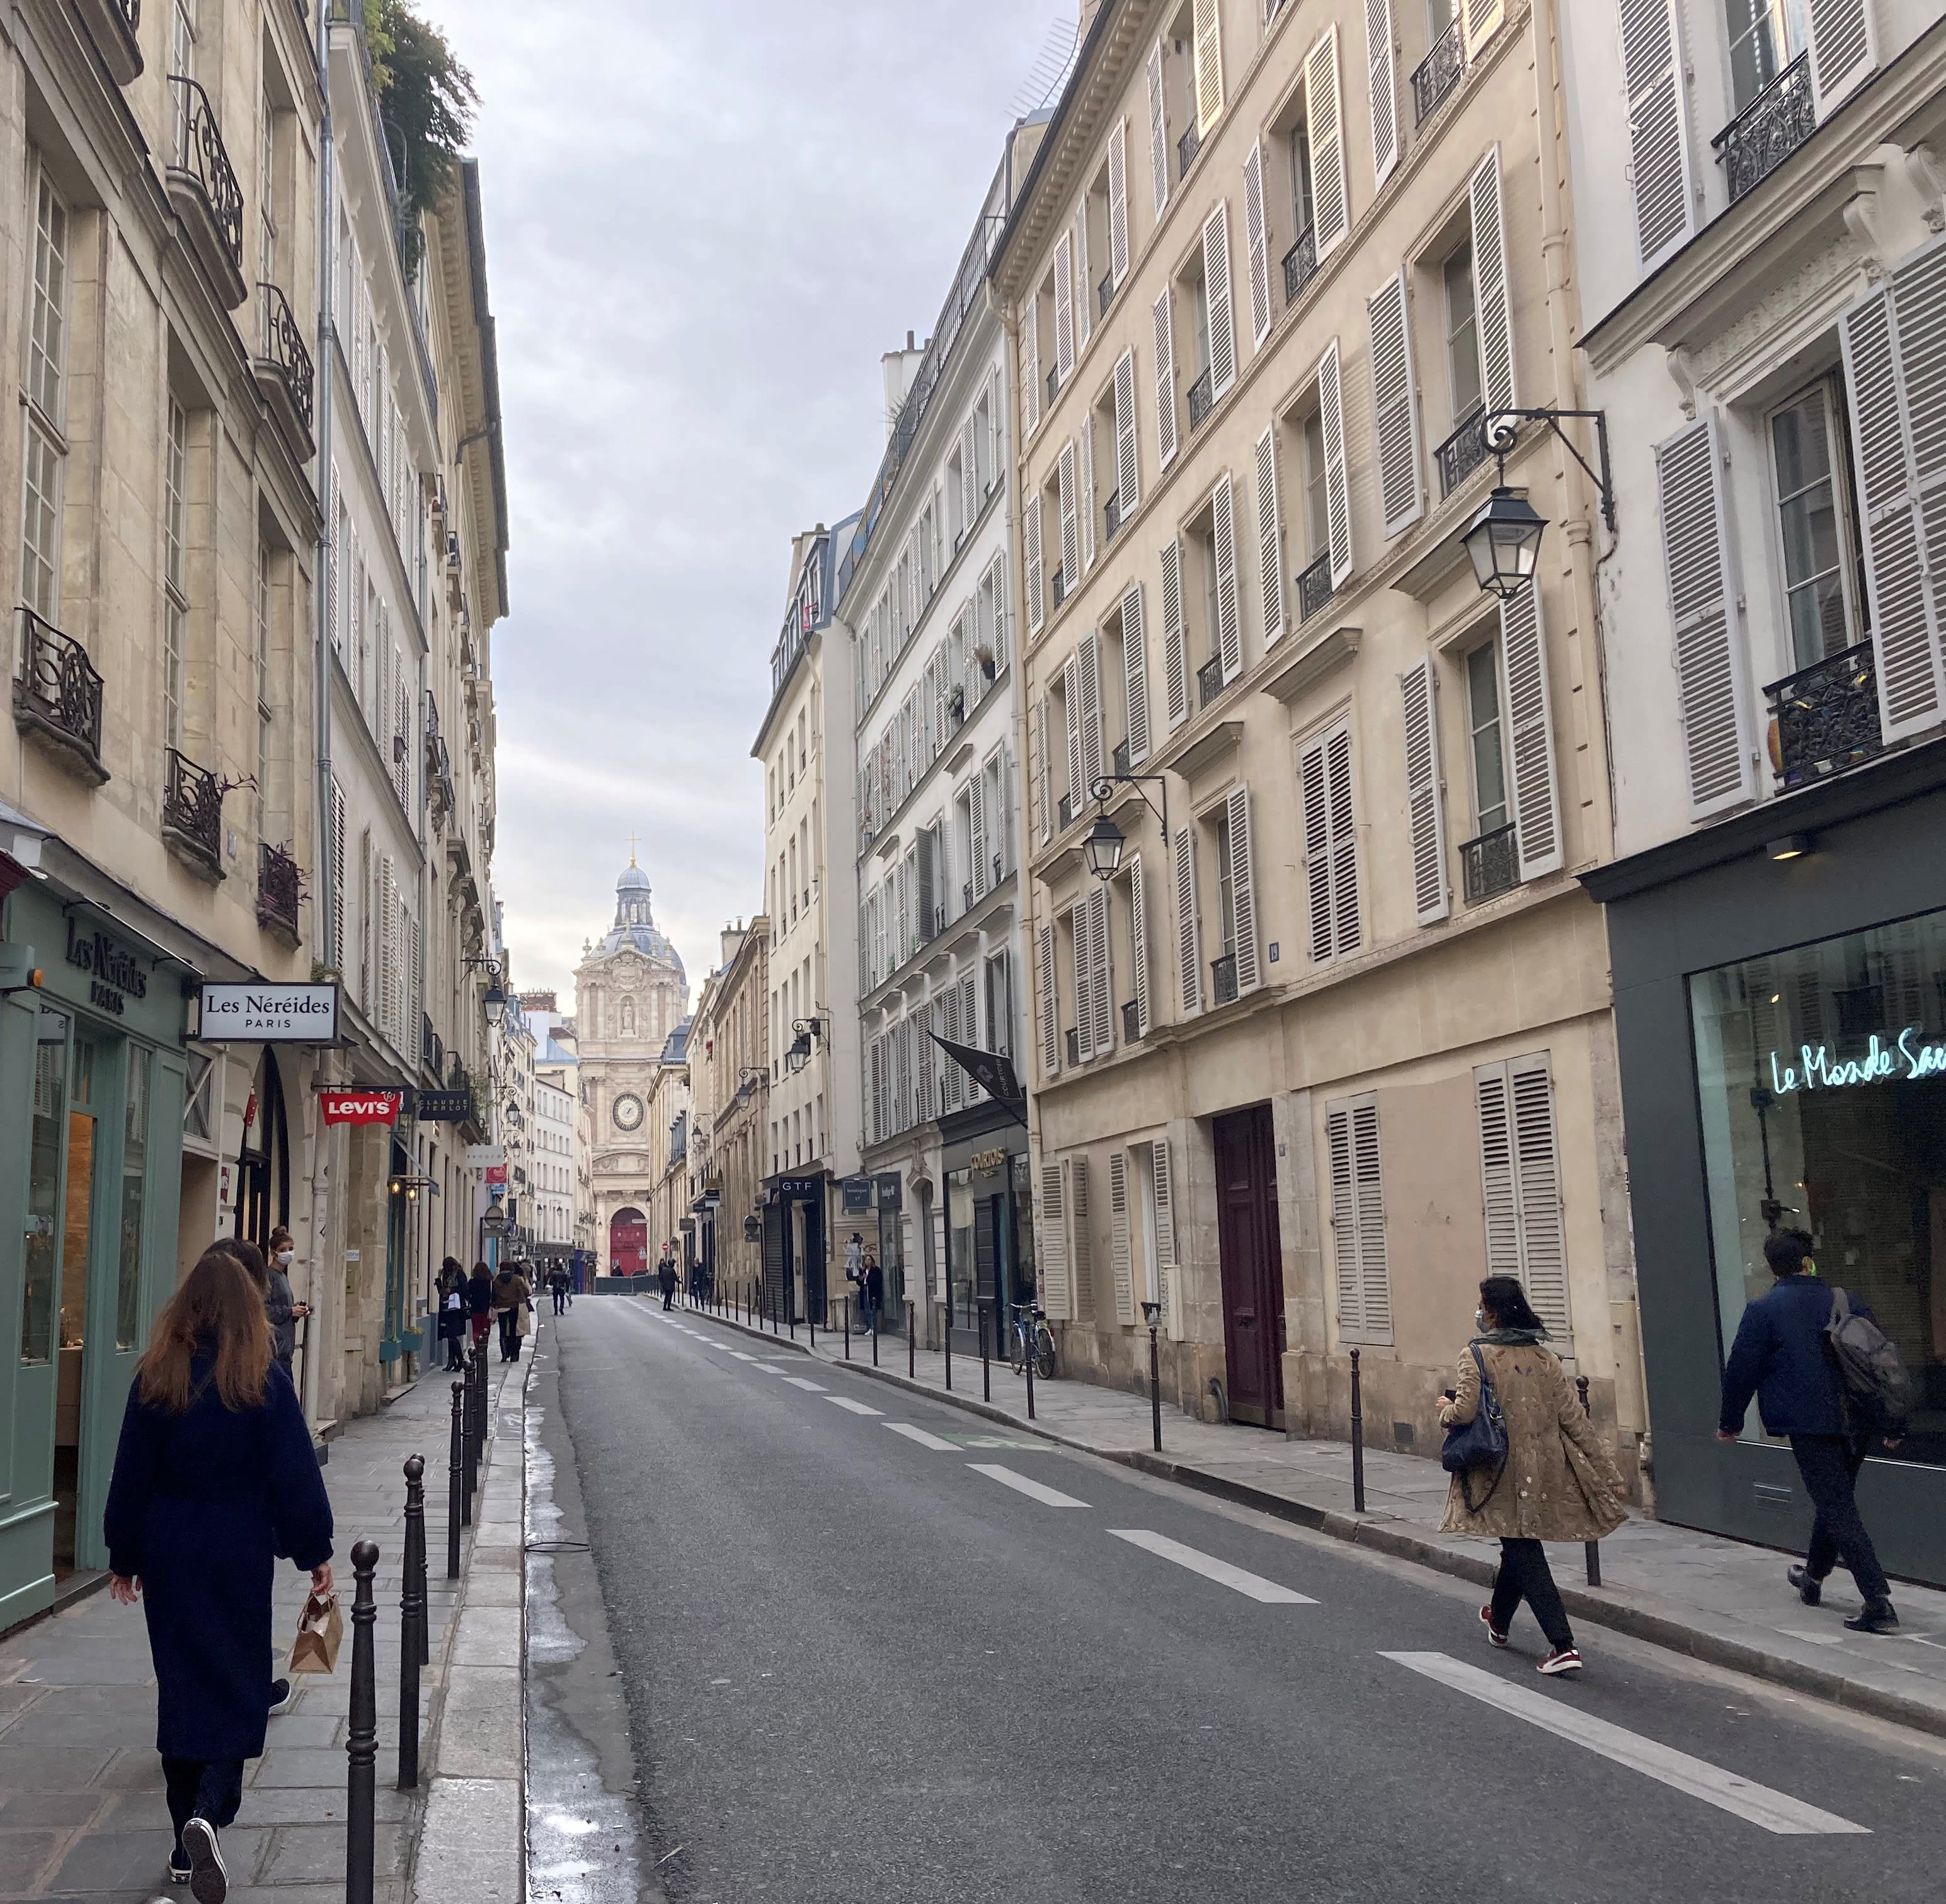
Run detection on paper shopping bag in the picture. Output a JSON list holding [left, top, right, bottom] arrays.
[[288, 1589, 343, 1675]]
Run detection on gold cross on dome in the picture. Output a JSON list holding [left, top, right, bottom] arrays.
[[627, 833, 639, 866]]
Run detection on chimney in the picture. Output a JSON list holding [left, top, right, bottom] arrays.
[[719, 923, 746, 969]]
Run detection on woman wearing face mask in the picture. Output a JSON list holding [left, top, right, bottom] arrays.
[[263, 1228, 309, 1379]]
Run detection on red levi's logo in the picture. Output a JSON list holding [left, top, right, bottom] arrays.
[[319, 1090, 403, 1126]]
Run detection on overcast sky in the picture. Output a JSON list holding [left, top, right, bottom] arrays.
[[411, 0, 1068, 1009]]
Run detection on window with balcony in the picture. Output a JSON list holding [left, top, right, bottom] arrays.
[[20, 162, 69, 629], [1462, 638, 1518, 902], [163, 396, 189, 748], [1768, 378, 1861, 674]]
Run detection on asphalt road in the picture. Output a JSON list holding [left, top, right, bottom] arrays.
[[544, 1296, 1946, 1904]]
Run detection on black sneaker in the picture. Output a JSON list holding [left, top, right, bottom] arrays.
[[1787, 1565, 1823, 1607], [1845, 1600, 1899, 1635], [168, 1849, 192, 1884], [181, 1816, 227, 1904], [268, 1677, 293, 1714]]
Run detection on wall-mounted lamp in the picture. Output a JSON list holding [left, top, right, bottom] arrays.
[[1767, 833, 1814, 862], [1084, 775, 1170, 882], [1462, 409, 1615, 601]]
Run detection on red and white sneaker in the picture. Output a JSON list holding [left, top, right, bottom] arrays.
[[1480, 1606, 1509, 1648], [1537, 1648, 1583, 1676]]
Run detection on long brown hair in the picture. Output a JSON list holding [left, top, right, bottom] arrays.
[[138, 1245, 273, 1412], [222, 1236, 271, 1291]]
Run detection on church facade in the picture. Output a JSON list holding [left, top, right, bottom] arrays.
[[575, 859, 689, 1274]]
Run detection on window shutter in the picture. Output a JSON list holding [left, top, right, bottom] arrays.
[[1079, 631, 1105, 790], [1499, 584, 1563, 879], [1038, 920, 1060, 1077], [1089, 884, 1114, 1053], [1153, 1137, 1177, 1333], [1617, 0, 1693, 270], [1161, 536, 1189, 728], [1400, 656, 1451, 924], [1068, 1154, 1094, 1318], [917, 1013, 935, 1122], [1153, 288, 1179, 469], [1080, 419, 1098, 572], [1114, 349, 1141, 513], [941, 983, 962, 1111], [1366, 0, 1399, 188], [1129, 852, 1152, 1036], [959, 972, 980, 1092], [1040, 1158, 1071, 1318], [1110, 1150, 1137, 1325], [1655, 415, 1756, 815], [1023, 304, 1041, 437], [1122, 580, 1151, 765], [1212, 472, 1242, 683], [1058, 440, 1080, 589], [1193, 0, 1224, 133], [1108, 119, 1131, 283], [1327, 1101, 1360, 1340], [1808, 0, 1875, 113], [1301, 736, 1334, 962], [1053, 229, 1075, 386], [1368, 270, 1421, 536], [1468, 146, 1516, 416], [329, 778, 346, 971], [1203, 203, 1237, 401], [1511, 1054, 1569, 1341], [1318, 339, 1353, 584], [970, 768, 989, 899], [917, 827, 936, 942], [1070, 901, 1093, 1062], [1475, 1062, 1519, 1277], [1303, 728, 1361, 959], [1147, 40, 1170, 220], [1226, 783, 1259, 992], [1074, 207, 1092, 351], [1329, 1094, 1394, 1345], [1035, 697, 1053, 843], [1063, 654, 1085, 812], [1174, 824, 1203, 1015], [1462, 0, 1504, 55], [1306, 27, 1350, 259], [1024, 492, 1045, 636], [1255, 426, 1285, 644], [1243, 141, 1273, 348]]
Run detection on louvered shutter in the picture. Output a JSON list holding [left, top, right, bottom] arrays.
[[1306, 28, 1350, 259], [1212, 473, 1242, 682], [1656, 416, 1756, 815], [1089, 884, 1114, 1052], [1153, 288, 1179, 469], [1368, 271, 1421, 536], [1225, 784, 1259, 992], [1068, 1154, 1094, 1318], [1074, 207, 1092, 351], [1129, 853, 1151, 1036], [1400, 656, 1450, 925], [1301, 737, 1333, 961], [1114, 349, 1140, 513], [1511, 1054, 1569, 1340], [1024, 492, 1045, 636], [1063, 654, 1084, 814], [1462, 0, 1504, 54], [1079, 631, 1105, 790], [1040, 1159, 1071, 1318], [917, 827, 936, 942], [1081, 419, 1098, 572], [379, 855, 399, 1046], [1053, 230, 1075, 386], [1122, 581, 1151, 764], [1161, 537, 1189, 728], [1110, 1151, 1136, 1325], [1327, 1101, 1362, 1338], [959, 973, 980, 1095], [941, 982, 962, 1110], [1328, 1095, 1392, 1345], [1023, 302, 1041, 436], [1475, 1062, 1519, 1276], [1256, 428, 1285, 644], [1146, 40, 1170, 220], [970, 768, 989, 899], [917, 1011, 935, 1122], [1366, 0, 1399, 187], [1108, 119, 1130, 283], [1203, 203, 1237, 401], [1499, 584, 1562, 879], [1057, 441, 1080, 591], [1243, 141, 1273, 347], [961, 419, 978, 530], [1193, 0, 1224, 133], [1618, 0, 1693, 270], [1468, 147, 1516, 416], [1034, 697, 1053, 844], [1174, 824, 1203, 1015], [1152, 1137, 1177, 1334], [1070, 901, 1093, 1062], [357, 828, 372, 1003], [1809, 0, 1875, 113], [1038, 921, 1060, 1078], [329, 778, 346, 971], [1318, 340, 1353, 584]]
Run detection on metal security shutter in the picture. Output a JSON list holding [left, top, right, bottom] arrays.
[[1122, 580, 1151, 765], [1212, 472, 1243, 682], [1498, 583, 1563, 879], [1617, 0, 1693, 271], [1153, 287, 1179, 470], [1318, 339, 1353, 584], [1468, 146, 1516, 416], [1108, 119, 1130, 283], [1153, 1137, 1178, 1336], [1808, 0, 1875, 114], [1024, 491, 1045, 636], [1193, 0, 1224, 134], [1656, 415, 1756, 815], [1068, 1153, 1094, 1319], [1327, 1093, 1393, 1345], [1225, 783, 1260, 992], [1058, 441, 1080, 592], [1400, 656, 1450, 924], [1255, 427, 1285, 644], [1161, 536, 1190, 729], [1129, 852, 1151, 1036], [1147, 40, 1170, 221], [1038, 920, 1060, 1078], [1114, 348, 1141, 513], [1305, 27, 1350, 259], [1174, 824, 1203, 1015], [1366, 0, 1399, 188], [1473, 1054, 1569, 1340], [1040, 1158, 1071, 1318], [1368, 270, 1421, 537], [1203, 203, 1237, 402], [1110, 1150, 1137, 1325], [1243, 140, 1273, 348], [1053, 229, 1075, 387]]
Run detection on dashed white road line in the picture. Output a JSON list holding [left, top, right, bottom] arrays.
[[884, 1423, 958, 1451], [781, 1376, 828, 1392], [728, 1352, 760, 1362], [1108, 1529, 1317, 1603], [827, 1396, 884, 1417], [1380, 1653, 1869, 1836], [968, 1462, 1085, 1508]]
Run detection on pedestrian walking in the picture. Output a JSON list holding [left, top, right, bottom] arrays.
[[1437, 1275, 1627, 1676], [265, 1228, 310, 1378], [1718, 1228, 1906, 1634], [845, 1233, 865, 1330], [864, 1248, 884, 1335], [104, 1245, 334, 1901], [492, 1262, 532, 1362], [547, 1263, 571, 1316], [437, 1258, 469, 1370], [658, 1252, 678, 1311], [466, 1260, 495, 1350]]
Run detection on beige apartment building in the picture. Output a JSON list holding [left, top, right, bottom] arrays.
[[999, 0, 1639, 1480], [686, 920, 769, 1305], [644, 1016, 689, 1268]]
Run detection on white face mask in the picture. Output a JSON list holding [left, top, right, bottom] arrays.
[[277, 1250, 295, 1267]]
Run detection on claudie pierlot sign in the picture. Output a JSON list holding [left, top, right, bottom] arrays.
[[64, 918, 151, 1017], [199, 981, 341, 1043]]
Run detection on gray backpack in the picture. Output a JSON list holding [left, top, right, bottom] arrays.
[[1825, 1288, 1912, 1430]]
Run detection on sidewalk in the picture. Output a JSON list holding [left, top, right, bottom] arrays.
[[0, 1356, 526, 1904], [673, 1296, 1946, 1740]]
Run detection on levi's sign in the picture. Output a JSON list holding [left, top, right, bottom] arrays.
[[200, 982, 340, 1042], [1768, 1025, 1946, 1097], [320, 1089, 402, 1126]]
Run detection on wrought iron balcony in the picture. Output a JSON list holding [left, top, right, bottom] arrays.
[[1210, 952, 1239, 1006], [1412, 20, 1465, 124], [963, 879, 975, 911], [1048, 366, 1060, 408], [1296, 554, 1335, 624], [1105, 487, 1123, 542], [1122, 1000, 1142, 1043], [1435, 408, 1489, 498], [1766, 641, 1882, 789], [162, 746, 224, 877], [13, 610, 106, 782], [166, 77, 246, 307], [1099, 270, 1116, 319], [257, 841, 302, 939], [1066, 1027, 1081, 1068], [1051, 564, 1067, 610], [1188, 367, 1214, 430], [253, 282, 316, 455], [1713, 54, 1816, 203], [1198, 655, 1224, 709], [1058, 791, 1076, 831], [1460, 823, 1519, 904], [1178, 123, 1201, 178], [1283, 226, 1318, 305], [75, 0, 142, 83], [1112, 738, 1131, 777]]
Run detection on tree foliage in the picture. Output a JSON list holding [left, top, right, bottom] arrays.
[[362, 0, 478, 272]]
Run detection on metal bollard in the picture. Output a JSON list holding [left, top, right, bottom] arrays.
[[399, 1457, 425, 1788], [1350, 1348, 1366, 1514], [1577, 1376, 1603, 1587], [980, 1303, 990, 1401], [345, 1539, 379, 1904], [844, 1296, 851, 1360], [1024, 1319, 1036, 1420], [461, 1360, 478, 1512], [871, 1304, 879, 1367], [1148, 1320, 1163, 1454], [943, 1303, 953, 1391], [809, 1300, 816, 1351], [448, 1383, 465, 1570], [908, 1299, 916, 1378]]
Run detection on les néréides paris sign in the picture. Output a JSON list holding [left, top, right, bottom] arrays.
[[198, 982, 340, 1042], [1768, 1025, 1946, 1097]]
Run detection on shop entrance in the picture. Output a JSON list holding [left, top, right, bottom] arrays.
[[946, 1154, 1035, 1359], [1213, 1105, 1285, 1428], [234, 1050, 291, 1247]]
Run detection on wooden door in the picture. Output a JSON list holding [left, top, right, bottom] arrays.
[[1213, 1105, 1285, 1427]]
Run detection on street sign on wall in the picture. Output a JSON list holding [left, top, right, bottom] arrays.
[[200, 982, 341, 1042]]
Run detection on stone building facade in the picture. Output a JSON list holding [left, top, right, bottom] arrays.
[[687, 921, 769, 1306]]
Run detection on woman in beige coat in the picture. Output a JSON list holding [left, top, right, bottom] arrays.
[[1436, 1275, 1627, 1675]]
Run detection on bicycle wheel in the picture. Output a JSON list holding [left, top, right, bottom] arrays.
[[1009, 1325, 1026, 1375], [1034, 1326, 1056, 1381]]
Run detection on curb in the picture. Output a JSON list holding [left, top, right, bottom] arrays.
[[672, 1301, 1946, 1745]]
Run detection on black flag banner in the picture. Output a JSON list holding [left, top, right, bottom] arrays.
[[926, 1034, 1028, 1126]]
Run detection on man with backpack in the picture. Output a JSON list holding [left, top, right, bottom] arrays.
[[1718, 1228, 1909, 1634]]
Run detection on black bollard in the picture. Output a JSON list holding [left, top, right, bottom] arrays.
[[980, 1303, 990, 1401], [844, 1296, 851, 1360], [345, 1539, 379, 1904], [448, 1383, 465, 1571], [943, 1303, 953, 1391], [809, 1299, 816, 1351], [399, 1457, 425, 1789], [1024, 1315, 1036, 1420], [460, 1359, 477, 1513], [1149, 1321, 1163, 1453], [908, 1299, 916, 1379], [871, 1304, 879, 1367], [1350, 1347, 1366, 1514], [1577, 1376, 1603, 1586]]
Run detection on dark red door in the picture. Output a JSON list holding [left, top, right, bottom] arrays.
[[1213, 1105, 1285, 1427], [609, 1209, 648, 1277]]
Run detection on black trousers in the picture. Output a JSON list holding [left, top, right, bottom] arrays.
[[497, 1308, 519, 1357], [552, 1289, 566, 1314], [1489, 1538, 1574, 1651], [163, 1755, 243, 1857], [1790, 1434, 1891, 1602]]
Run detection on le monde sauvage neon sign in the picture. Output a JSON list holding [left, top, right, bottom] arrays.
[[1768, 1025, 1946, 1095]]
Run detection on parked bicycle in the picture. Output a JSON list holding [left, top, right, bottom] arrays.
[[1009, 1301, 1056, 1381]]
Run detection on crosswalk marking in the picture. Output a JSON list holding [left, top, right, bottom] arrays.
[[781, 1376, 828, 1392], [884, 1423, 958, 1451], [827, 1396, 884, 1417], [968, 1463, 1085, 1508], [1379, 1653, 1869, 1836], [1108, 1530, 1317, 1603]]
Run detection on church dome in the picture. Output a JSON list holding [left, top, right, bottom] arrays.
[[598, 855, 685, 976]]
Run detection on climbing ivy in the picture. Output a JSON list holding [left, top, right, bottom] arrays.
[[362, 0, 478, 275]]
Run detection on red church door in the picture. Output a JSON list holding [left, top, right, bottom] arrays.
[[610, 1208, 648, 1277]]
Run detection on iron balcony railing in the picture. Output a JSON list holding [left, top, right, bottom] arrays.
[[1099, 270, 1116, 319], [1188, 367, 1215, 431], [256, 282, 315, 433], [1435, 407, 1490, 498], [1058, 791, 1077, 831], [1296, 554, 1335, 624], [1051, 565, 1067, 610], [1766, 641, 1882, 789], [1122, 1000, 1142, 1043], [1712, 54, 1816, 203], [1112, 738, 1131, 777], [1066, 1028, 1081, 1069], [1048, 366, 1060, 409], [1210, 952, 1239, 1006], [257, 841, 302, 937], [1460, 823, 1519, 904], [1412, 20, 1465, 123], [1283, 226, 1318, 305], [14, 609, 105, 770], [163, 746, 223, 870], [1198, 655, 1224, 709], [963, 879, 975, 911], [1104, 487, 1123, 542], [1178, 123, 1201, 178], [168, 77, 244, 273]]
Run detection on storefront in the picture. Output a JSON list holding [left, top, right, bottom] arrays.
[[1588, 744, 1946, 1585], [762, 1171, 827, 1325], [941, 1107, 1033, 1362]]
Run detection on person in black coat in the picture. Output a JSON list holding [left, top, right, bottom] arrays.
[[466, 1260, 496, 1353], [658, 1253, 678, 1310], [437, 1257, 469, 1369], [105, 1245, 334, 1900]]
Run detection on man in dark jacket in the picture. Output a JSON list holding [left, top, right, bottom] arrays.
[[1718, 1229, 1903, 1633], [658, 1254, 678, 1311]]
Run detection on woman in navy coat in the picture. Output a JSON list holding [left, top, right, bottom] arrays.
[[105, 1244, 334, 1901]]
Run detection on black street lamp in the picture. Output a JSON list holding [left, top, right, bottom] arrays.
[[1462, 408, 1616, 601], [465, 955, 508, 1028], [1083, 774, 1170, 883], [786, 1016, 821, 1075], [1082, 813, 1125, 881]]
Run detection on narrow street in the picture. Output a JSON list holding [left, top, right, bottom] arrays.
[[541, 1299, 1946, 1904]]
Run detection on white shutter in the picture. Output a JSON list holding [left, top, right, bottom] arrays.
[[1243, 141, 1273, 348], [1328, 1101, 1361, 1340], [1468, 147, 1516, 416], [1301, 736, 1334, 963], [1040, 1159, 1071, 1318], [1203, 203, 1237, 402], [1035, 696, 1053, 844], [1122, 581, 1151, 765], [1212, 472, 1242, 683], [1193, 0, 1224, 134], [1153, 288, 1179, 470], [1053, 229, 1075, 387], [1328, 1094, 1393, 1345], [1161, 537, 1189, 729], [1617, 0, 1693, 270], [329, 778, 346, 971], [1302, 727, 1360, 960], [1023, 302, 1041, 437], [1400, 656, 1450, 925], [1462, 0, 1504, 55], [941, 989, 961, 1112], [1475, 1062, 1519, 1277], [1511, 1053, 1569, 1341], [1366, 0, 1399, 188], [1655, 416, 1756, 816], [1079, 630, 1105, 789], [1174, 824, 1203, 1015], [1024, 492, 1045, 636], [1368, 270, 1421, 537], [970, 768, 989, 898], [1089, 884, 1114, 1053], [1255, 427, 1285, 644], [1057, 440, 1080, 591], [1225, 784, 1259, 993], [1081, 418, 1098, 572], [1068, 1154, 1094, 1318], [1074, 207, 1092, 352], [1110, 1150, 1136, 1325], [1108, 119, 1130, 284], [1152, 1137, 1177, 1333], [1305, 27, 1349, 259], [1318, 340, 1353, 585], [1063, 654, 1084, 813], [1146, 40, 1170, 221], [1114, 349, 1140, 515], [1070, 901, 1093, 1063], [1038, 921, 1060, 1078], [1808, 0, 1876, 113], [1129, 852, 1151, 1037], [1499, 583, 1562, 879]]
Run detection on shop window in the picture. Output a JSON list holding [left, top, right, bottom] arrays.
[[20, 1021, 67, 1364]]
